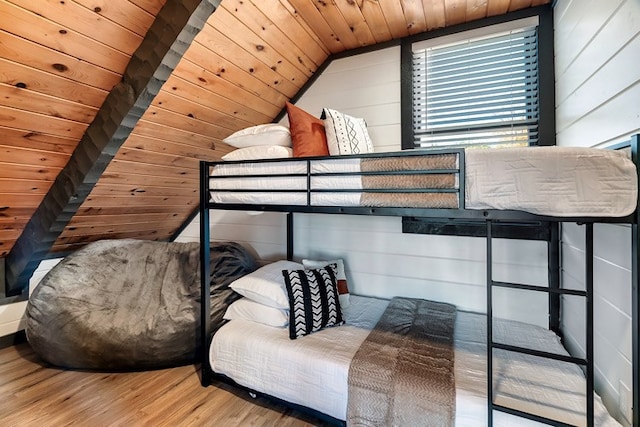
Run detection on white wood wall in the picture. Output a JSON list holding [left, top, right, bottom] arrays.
[[0, 258, 60, 337], [554, 0, 640, 424]]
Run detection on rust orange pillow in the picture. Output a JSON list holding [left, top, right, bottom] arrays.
[[285, 102, 329, 157]]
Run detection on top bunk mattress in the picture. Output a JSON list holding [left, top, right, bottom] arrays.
[[208, 146, 637, 217], [464, 147, 636, 217]]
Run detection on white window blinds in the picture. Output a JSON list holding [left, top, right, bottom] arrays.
[[412, 26, 539, 148]]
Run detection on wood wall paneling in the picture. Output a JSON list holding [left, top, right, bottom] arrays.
[[466, 0, 489, 21], [326, 1, 379, 46], [223, 0, 325, 73], [194, 26, 300, 98], [0, 127, 78, 154], [358, 0, 394, 43], [508, 0, 535, 13], [0, 179, 50, 195], [160, 73, 273, 125], [252, 0, 330, 59], [284, 0, 345, 52], [72, 0, 157, 37], [129, 0, 168, 16], [182, 41, 289, 110], [99, 159, 200, 182], [0, 31, 121, 91], [374, 1, 409, 39], [0, 146, 69, 169], [212, 7, 308, 88], [98, 171, 197, 188], [0, 164, 62, 182], [402, 0, 429, 34], [141, 105, 233, 141], [169, 59, 281, 121], [0, 58, 109, 108], [0, 84, 99, 124], [306, 0, 363, 47], [124, 133, 220, 158], [487, 0, 510, 15], [6, 0, 144, 55], [0, 0, 130, 74], [0, 106, 88, 139]]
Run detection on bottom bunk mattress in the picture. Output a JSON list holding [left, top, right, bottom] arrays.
[[209, 295, 619, 426]]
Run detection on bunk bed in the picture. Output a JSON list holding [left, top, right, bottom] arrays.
[[198, 137, 640, 427]]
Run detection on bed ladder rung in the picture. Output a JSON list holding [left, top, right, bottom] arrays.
[[491, 281, 587, 296], [491, 342, 587, 365]]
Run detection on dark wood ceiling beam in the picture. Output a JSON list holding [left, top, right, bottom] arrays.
[[4, 0, 221, 297]]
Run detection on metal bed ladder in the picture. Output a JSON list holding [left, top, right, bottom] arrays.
[[486, 219, 594, 427]]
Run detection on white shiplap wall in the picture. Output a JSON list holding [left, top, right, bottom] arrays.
[[0, 258, 61, 337], [555, 0, 640, 424]]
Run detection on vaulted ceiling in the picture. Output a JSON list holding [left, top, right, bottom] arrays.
[[0, 0, 551, 294]]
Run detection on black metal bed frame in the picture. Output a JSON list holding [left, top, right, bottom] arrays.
[[198, 137, 640, 427]]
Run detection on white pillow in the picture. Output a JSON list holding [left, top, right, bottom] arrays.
[[223, 124, 292, 148], [222, 145, 293, 161], [321, 108, 374, 156], [223, 297, 288, 327], [229, 260, 303, 309], [302, 258, 350, 308]]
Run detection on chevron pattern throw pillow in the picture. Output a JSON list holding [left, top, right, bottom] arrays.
[[282, 263, 344, 339]]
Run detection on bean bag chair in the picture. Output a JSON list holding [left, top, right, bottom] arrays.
[[25, 239, 256, 370]]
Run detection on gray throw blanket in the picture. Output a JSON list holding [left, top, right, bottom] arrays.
[[347, 297, 457, 427]]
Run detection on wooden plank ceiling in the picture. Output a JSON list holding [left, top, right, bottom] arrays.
[[0, 0, 550, 259]]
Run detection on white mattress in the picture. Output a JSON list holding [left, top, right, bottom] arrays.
[[464, 146, 637, 217], [209, 147, 637, 217], [210, 295, 620, 426]]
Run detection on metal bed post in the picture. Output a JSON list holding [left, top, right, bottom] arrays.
[[199, 160, 212, 386], [548, 223, 561, 334], [585, 223, 594, 427], [287, 212, 294, 261], [486, 219, 494, 426], [633, 216, 639, 427], [631, 134, 640, 427]]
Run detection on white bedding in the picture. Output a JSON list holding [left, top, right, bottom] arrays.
[[464, 146, 637, 217], [210, 295, 620, 426], [209, 147, 637, 217]]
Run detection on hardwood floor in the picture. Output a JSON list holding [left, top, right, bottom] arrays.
[[0, 342, 332, 426]]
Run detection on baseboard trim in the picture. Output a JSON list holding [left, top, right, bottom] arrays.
[[0, 330, 27, 349]]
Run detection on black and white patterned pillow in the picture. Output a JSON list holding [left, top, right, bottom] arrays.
[[321, 107, 374, 156], [282, 263, 344, 339]]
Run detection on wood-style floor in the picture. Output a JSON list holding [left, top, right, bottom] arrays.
[[0, 342, 331, 426]]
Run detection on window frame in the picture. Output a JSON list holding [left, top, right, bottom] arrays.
[[400, 6, 555, 150]]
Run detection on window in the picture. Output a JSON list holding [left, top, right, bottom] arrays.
[[402, 13, 554, 150], [400, 8, 555, 236]]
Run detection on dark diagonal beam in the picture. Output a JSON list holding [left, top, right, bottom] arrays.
[[4, 0, 221, 297]]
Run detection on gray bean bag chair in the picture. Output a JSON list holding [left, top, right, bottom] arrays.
[[26, 239, 256, 370]]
